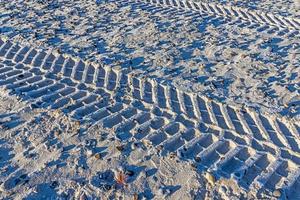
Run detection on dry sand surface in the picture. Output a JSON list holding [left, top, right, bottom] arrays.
[[1, 0, 300, 118], [0, 87, 254, 199], [196, 0, 300, 18], [0, 0, 300, 199]]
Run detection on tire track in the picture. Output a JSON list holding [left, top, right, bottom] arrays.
[[0, 38, 300, 196], [133, 0, 300, 30]]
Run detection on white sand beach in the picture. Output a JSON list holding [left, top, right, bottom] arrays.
[[0, 0, 299, 199]]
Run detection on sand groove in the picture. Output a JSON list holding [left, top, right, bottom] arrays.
[[136, 0, 300, 30], [0, 38, 300, 196]]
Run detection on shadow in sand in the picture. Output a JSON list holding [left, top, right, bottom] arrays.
[[0, 139, 17, 178], [23, 183, 61, 200]]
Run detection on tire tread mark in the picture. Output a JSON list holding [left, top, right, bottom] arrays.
[[134, 0, 300, 30], [0, 38, 299, 194]]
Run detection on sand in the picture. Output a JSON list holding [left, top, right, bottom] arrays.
[[0, 0, 299, 118], [0, 89, 253, 199], [195, 0, 300, 18], [0, 0, 299, 199]]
